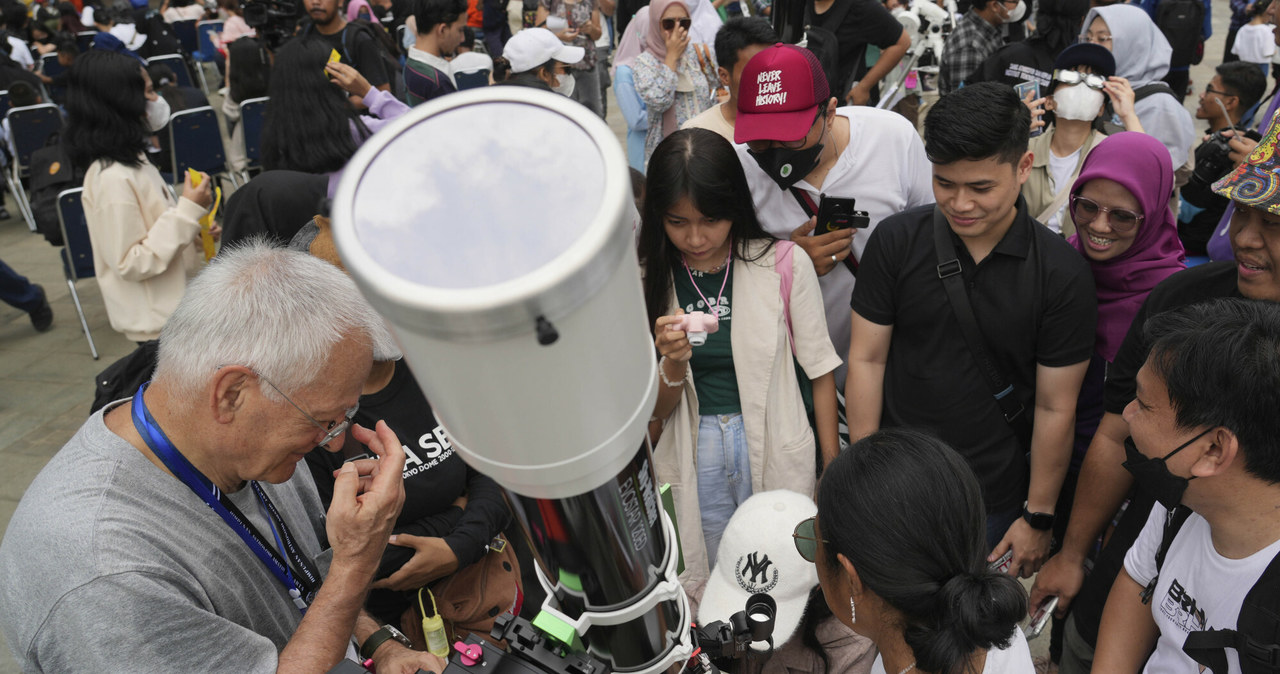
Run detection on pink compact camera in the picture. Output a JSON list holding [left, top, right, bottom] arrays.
[[673, 311, 719, 346]]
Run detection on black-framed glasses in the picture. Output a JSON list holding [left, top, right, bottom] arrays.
[[1054, 69, 1106, 90], [1070, 195, 1144, 233], [792, 516, 829, 563], [1204, 83, 1231, 97], [257, 372, 359, 448], [661, 17, 691, 30]]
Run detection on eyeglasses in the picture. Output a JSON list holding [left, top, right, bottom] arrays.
[[661, 17, 691, 30], [745, 109, 825, 153], [257, 372, 359, 448], [792, 516, 829, 563], [1070, 195, 1144, 233], [1054, 69, 1106, 90], [1204, 84, 1231, 97], [1078, 32, 1112, 45]]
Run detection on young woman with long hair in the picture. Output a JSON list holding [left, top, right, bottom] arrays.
[[642, 128, 842, 588], [64, 50, 213, 343], [260, 37, 409, 194]]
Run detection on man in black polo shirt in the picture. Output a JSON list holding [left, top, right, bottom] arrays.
[[305, 0, 391, 95], [1031, 117, 1280, 674], [847, 82, 1096, 578]]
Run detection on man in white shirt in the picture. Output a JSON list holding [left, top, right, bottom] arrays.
[[681, 17, 776, 142], [731, 43, 932, 389], [1095, 298, 1280, 672]]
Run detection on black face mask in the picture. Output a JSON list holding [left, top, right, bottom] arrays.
[[1122, 427, 1212, 510], [747, 118, 827, 191]]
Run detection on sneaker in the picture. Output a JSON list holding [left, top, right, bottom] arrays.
[[0, 207, 10, 220], [28, 284, 52, 332]]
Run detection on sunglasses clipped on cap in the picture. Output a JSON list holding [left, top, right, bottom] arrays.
[[1054, 69, 1106, 91], [661, 17, 692, 30], [792, 516, 829, 563]]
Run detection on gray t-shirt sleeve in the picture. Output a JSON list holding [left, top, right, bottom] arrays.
[[28, 572, 279, 673]]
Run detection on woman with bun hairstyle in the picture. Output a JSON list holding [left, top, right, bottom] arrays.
[[801, 428, 1033, 674], [643, 127, 842, 590]]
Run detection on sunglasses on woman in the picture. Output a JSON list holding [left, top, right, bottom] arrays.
[[661, 17, 692, 31], [1053, 69, 1106, 91], [1070, 195, 1144, 233], [792, 516, 829, 563]]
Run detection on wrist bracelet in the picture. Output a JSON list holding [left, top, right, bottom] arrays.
[[658, 356, 685, 388]]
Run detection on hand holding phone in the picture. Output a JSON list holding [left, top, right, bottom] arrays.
[[1025, 596, 1058, 640], [816, 194, 870, 233]]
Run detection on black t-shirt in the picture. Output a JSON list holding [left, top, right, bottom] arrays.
[[967, 38, 1055, 91], [807, 0, 903, 96], [1070, 261, 1241, 647], [851, 200, 1097, 513], [310, 22, 390, 89], [305, 360, 510, 623]]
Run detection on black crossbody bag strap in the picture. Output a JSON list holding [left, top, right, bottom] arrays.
[[790, 187, 859, 277], [931, 206, 1032, 442]]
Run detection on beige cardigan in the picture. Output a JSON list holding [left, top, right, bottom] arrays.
[[653, 240, 843, 591], [1022, 126, 1106, 239], [82, 157, 206, 342]]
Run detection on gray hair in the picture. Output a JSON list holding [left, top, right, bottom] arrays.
[[153, 241, 401, 401]]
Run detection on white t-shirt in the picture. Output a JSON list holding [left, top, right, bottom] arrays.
[[1233, 24, 1276, 65], [6, 35, 32, 69], [735, 106, 934, 387], [1044, 146, 1080, 234], [1125, 504, 1280, 674], [869, 628, 1034, 674], [682, 102, 735, 144]]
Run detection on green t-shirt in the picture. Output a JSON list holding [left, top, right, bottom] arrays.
[[673, 265, 740, 415]]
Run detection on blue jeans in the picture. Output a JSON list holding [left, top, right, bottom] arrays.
[[0, 258, 43, 313], [696, 413, 752, 567]]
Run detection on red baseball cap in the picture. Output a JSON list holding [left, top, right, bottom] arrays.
[[734, 43, 831, 145]]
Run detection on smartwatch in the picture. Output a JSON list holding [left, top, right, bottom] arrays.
[[1021, 501, 1055, 531], [360, 624, 413, 660]]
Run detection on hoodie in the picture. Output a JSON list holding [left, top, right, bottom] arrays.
[[1083, 4, 1195, 171]]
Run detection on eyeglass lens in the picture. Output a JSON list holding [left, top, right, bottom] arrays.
[[1072, 197, 1142, 231]]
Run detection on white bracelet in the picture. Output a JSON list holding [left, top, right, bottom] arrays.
[[658, 356, 685, 388]]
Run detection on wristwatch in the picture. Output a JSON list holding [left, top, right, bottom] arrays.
[[1021, 501, 1055, 531], [360, 624, 413, 660]]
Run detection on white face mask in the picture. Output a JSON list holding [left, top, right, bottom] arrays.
[[1052, 82, 1105, 121], [553, 72, 575, 97], [145, 95, 171, 133], [1004, 0, 1026, 23]]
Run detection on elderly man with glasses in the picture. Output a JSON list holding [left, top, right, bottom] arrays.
[[0, 243, 443, 674]]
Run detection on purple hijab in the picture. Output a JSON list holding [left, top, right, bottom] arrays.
[[1068, 132, 1186, 362]]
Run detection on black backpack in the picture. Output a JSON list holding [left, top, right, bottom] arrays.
[[303, 21, 405, 100], [137, 11, 183, 58], [1156, 0, 1204, 69], [28, 132, 84, 247], [1144, 506, 1280, 674]]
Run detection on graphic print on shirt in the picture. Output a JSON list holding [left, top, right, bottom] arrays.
[[402, 423, 454, 479], [1159, 577, 1207, 635], [682, 270, 732, 321]]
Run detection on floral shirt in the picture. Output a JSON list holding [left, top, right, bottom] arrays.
[[633, 43, 718, 165], [539, 0, 597, 70]]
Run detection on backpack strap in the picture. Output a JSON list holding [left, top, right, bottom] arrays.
[[1140, 505, 1193, 604], [1133, 81, 1177, 103], [931, 206, 1032, 443], [1182, 545, 1280, 674], [776, 240, 795, 354]]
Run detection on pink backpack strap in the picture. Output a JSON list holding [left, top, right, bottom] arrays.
[[776, 240, 795, 352]]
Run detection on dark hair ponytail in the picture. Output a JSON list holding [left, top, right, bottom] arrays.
[[817, 429, 1028, 674]]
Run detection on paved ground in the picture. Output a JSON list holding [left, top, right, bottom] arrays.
[[0, 2, 1233, 669]]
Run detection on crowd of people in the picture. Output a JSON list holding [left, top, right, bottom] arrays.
[[2, 0, 1280, 672]]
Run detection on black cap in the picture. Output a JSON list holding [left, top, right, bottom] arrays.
[[1053, 42, 1115, 79]]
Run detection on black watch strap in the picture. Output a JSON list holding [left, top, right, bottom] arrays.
[[1021, 501, 1055, 531], [361, 625, 411, 660]]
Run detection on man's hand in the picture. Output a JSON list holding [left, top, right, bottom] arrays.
[[1222, 129, 1260, 164], [1029, 550, 1086, 617], [326, 421, 406, 569], [790, 217, 853, 276], [373, 641, 448, 674], [1022, 91, 1046, 133], [370, 534, 460, 591], [989, 517, 1051, 578], [846, 81, 870, 106]]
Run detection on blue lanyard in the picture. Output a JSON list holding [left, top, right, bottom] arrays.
[[131, 383, 320, 614]]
